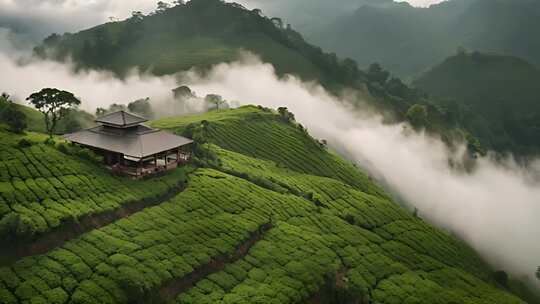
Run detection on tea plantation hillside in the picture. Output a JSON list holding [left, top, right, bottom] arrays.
[[0, 126, 188, 261], [0, 107, 531, 303], [151, 106, 386, 197]]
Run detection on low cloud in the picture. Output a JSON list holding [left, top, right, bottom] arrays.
[[0, 31, 210, 116], [181, 55, 540, 286]]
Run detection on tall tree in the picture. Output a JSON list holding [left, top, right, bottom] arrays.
[[128, 98, 153, 118], [156, 1, 171, 13], [27, 88, 81, 138], [367, 63, 390, 85], [205, 94, 226, 110]]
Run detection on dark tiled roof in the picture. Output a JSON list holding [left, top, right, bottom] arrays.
[[95, 111, 148, 128], [63, 125, 193, 159]]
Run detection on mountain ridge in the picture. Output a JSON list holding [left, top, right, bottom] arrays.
[[307, 0, 540, 77], [413, 51, 540, 155]]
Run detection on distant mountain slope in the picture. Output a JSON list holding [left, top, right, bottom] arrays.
[[0, 106, 530, 303], [308, 0, 540, 77], [413, 51, 540, 154], [34, 0, 505, 156], [34, 0, 367, 91]]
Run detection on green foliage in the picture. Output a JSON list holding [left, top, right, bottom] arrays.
[[309, 0, 540, 77], [152, 106, 384, 196], [1, 107, 27, 134], [0, 128, 187, 240], [26, 88, 82, 138], [277, 107, 295, 123], [406, 104, 429, 130], [55, 142, 104, 164], [16, 139, 32, 149], [0, 107, 530, 304], [173, 86, 195, 99], [127, 98, 153, 118], [493, 270, 509, 287], [205, 94, 227, 111], [414, 51, 540, 155]]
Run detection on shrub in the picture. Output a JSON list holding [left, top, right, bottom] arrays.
[[493, 270, 509, 287], [17, 139, 33, 148], [1, 104, 27, 133], [44, 138, 56, 146]]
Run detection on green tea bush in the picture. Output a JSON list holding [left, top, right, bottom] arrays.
[[1, 107, 527, 304], [0, 169, 317, 303], [151, 106, 386, 196], [16, 139, 32, 149], [0, 130, 188, 240]]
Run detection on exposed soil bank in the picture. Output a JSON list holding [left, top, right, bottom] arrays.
[[158, 222, 273, 302], [0, 181, 186, 266]]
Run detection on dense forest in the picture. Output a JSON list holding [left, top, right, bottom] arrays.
[[308, 0, 540, 77], [413, 51, 540, 156]]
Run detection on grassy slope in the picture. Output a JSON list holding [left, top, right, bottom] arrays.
[[0, 108, 529, 303], [0, 99, 45, 133], [0, 98, 96, 134]]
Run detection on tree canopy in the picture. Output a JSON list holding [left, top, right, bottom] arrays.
[[26, 88, 81, 138]]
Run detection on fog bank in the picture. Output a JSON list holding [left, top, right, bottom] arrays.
[[0, 32, 211, 116], [181, 56, 540, 285]]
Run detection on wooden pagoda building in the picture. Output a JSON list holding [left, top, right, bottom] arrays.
[[64, 111, 193, 178]]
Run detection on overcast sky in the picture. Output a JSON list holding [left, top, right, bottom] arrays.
[[401, 0, 444, 6]]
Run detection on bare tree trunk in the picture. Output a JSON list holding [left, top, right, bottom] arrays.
[[44, 113, 52, 139]]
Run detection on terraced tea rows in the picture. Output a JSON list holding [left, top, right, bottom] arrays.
[[214, 146, 490, 276], [0, 129, 186, 241], [0, 169, 317, 304], [0, 107, 529, 303], [151, 106, 386, 196], [2, 165, 520, 304], [176, 217, 521, 304]]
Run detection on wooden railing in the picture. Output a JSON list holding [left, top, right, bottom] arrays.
[[111, 156, 191, 179]]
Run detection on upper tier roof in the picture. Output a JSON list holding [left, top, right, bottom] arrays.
[[95, 111, 148, 128]]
